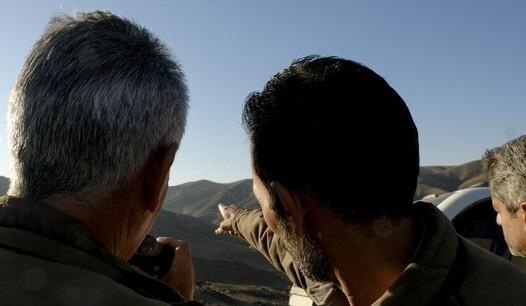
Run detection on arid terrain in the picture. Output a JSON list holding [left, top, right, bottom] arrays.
[[0, 160, 486, 305]]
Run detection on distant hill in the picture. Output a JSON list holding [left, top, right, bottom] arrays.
[[0, 160, 488, 305], [151, 210, 289, 305], [158, 160, 488, 304], [151, 209, 278, 273], [163, 179, 258, 224], [415, 160, 486, 199], [164, 160, 488, 223], [0, 179, 289, 304], [0, 160, 487, 223]]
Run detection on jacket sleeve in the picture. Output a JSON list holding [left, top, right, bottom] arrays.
[[230, 208, 308, 289], [230, 209, 349, 306]]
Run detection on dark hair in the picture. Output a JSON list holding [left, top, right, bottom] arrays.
[[243, 56, 419, 222]]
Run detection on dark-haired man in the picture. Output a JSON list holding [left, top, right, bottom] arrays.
[[223, 56, 526, 306]]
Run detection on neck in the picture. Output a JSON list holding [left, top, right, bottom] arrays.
[[47, 191, 148, 260], [321, 216, 419, 306]]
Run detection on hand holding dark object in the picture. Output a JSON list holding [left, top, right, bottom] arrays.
[[129, 235, 175, 278], [215, 204, 241, 236], [156, 237, 195, 301]]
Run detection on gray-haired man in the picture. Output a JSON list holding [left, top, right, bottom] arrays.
[[483, 135, 526, 257], [0, 11, 201, 305]]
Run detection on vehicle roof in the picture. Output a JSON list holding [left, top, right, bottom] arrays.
[[419, 187, 491, 220]]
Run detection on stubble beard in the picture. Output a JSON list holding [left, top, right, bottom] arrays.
[[276, 217, 332, 283]]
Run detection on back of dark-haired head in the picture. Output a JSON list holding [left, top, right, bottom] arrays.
[[243, 56, 419, 222]]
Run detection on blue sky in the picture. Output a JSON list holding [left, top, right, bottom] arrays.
[[0, 1, 524, 185]]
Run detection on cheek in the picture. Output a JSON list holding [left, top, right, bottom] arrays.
[[500, 217, 522, 246]]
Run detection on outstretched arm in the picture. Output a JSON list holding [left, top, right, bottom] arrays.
[[215, 205, 348, 306], [215, 204, 308, 288]]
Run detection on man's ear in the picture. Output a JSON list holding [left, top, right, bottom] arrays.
[[270, 181, 309, 235], [520, 202, 526, 230], [142, 142, 178, 213]]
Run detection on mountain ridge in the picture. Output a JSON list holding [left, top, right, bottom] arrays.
[[0, 159, 487, 305], [164, 160, 487, 223]]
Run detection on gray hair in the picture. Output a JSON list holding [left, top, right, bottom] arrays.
[[8, 11, 188, 201], [482, 135, 526, 212]]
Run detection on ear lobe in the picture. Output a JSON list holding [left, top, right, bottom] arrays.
[[142, 143, 178, 213]]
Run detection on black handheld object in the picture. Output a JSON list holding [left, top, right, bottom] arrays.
[[129, 235, 175, 278]]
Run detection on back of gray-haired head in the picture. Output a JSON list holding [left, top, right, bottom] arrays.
[[8, 11, 188, 201], [482, 135, 526, 212]]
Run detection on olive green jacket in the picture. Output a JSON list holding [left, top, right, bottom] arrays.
[[231, 202, 526, 306], [0, 195, 202, 306]]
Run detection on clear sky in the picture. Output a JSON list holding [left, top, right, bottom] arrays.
[[0, 1, 524, 185]]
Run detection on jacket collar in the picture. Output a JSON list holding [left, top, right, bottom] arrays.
[[0, 195, 104, 253], [0, 195, 185, 304], [372, 201, 459, 306]]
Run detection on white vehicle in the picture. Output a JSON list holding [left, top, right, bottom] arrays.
[[289, 187, 526, 306]]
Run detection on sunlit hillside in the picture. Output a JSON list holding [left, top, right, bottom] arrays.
[[0, 160, 487, 305]]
